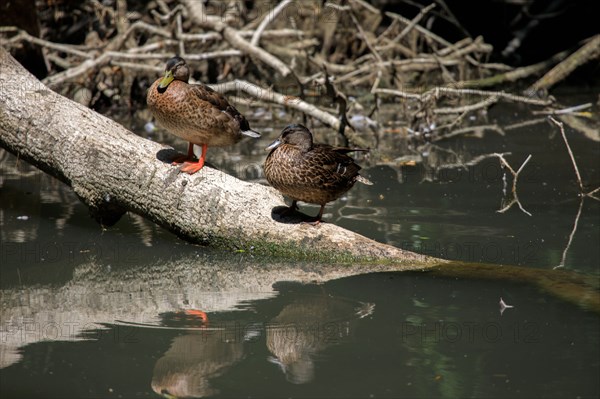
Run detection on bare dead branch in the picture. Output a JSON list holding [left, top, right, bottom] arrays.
[[548, 116, 584, 193], [42, 53, 111, 87], [434, 96, 499, 115], [182, 0, 293, 78], [534, 103, 592, 116], [529, 34, 600, 93], [347, 7, 383, 63], [392, 3, 437, 45], [251, 0, 294, 46], [2, 27, 94, 59]]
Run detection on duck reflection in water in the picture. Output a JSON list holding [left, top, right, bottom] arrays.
[[266, 295, 375, 384], [151, 330, 244, 398], [150, 294, 374, 394]]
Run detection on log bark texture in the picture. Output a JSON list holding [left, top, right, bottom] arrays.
[[0, 48, 441, 266]]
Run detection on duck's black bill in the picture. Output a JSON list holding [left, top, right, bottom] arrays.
[[265, 139, 281, 151]]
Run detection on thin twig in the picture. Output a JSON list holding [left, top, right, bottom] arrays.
[[126, 40, 178, 53], [251, 0, 293, 46], [112, 62, 162, 73], [42, 53, 111, 87], [176, 50, 243, 61], [348, 0, 380, 14], [3, 28, 93, 59], [431, 87, 552, 106], [41, 48, 246, 87], [460, 49, 570, 89], [374, 86, 552, 106], [548, 116, 584, 193], [503, 118, 547, 131], [431, 123, 505, 142], [434, 151, 510, 172], [534, 103, 592, 116], [347, 7, 383, 63], [384, 10, 503, 70], [375, 17, 399, 44], [434, 96, 499, 115], [176, 10, 185, 56], [554, 197, 585, 269], [587, 187, 600, 201], [392, 3, 436, 44], [123, 20, 172, 40], [373, 88, 421, 100], [150, 3, 186, 21], [436, 37, 472, 56]]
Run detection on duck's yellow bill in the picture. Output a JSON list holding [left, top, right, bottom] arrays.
[[158, 70, 174, 89]]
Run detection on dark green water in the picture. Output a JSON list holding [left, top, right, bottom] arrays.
[[1, 97, 599, 398]]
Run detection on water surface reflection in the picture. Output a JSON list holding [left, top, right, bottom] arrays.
[[1, 98, 599, 397], [5, 272, 597, 398]]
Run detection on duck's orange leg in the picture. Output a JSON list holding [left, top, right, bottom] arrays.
[[172, 142, 196, 165], [304, 205, 325, 225], [181, 143, 208, 174], [281, 200, 299, 216], [184, 309, 208, 323]]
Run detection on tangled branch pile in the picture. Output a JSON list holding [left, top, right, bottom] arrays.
[[2, 0, 596, 148]]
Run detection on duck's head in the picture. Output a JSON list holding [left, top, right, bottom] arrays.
[[266, 124, 313, 152], [157, 56, 189, 92]]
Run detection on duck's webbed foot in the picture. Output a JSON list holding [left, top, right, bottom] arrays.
[[177, 143, 207, 174], [302, 205, 325, 226], [172, 142, 196, 165]]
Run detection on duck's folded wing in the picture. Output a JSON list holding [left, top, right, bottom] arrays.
[[306, 149, 362, 181], [190, 84, 259, 136]]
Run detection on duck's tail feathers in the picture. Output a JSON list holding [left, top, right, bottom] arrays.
[[356, 175, 373, 185], [242, 129, 261, 138]]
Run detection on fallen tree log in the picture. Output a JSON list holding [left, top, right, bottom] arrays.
[[0, 47, 441, 266]]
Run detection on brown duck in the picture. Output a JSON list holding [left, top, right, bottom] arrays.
[[264, 124, 373, 224], [147, 56, 260, 174]]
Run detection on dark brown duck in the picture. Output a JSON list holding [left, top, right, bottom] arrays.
[[264, 124, 372, 224], [147, 56, 260, 174]]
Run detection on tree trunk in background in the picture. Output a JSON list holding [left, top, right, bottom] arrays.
[[0, 47, 442, 266]]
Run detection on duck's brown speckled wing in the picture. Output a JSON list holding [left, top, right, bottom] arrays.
[[305, 144, 362, 186], [189, 84, 253, 132]]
